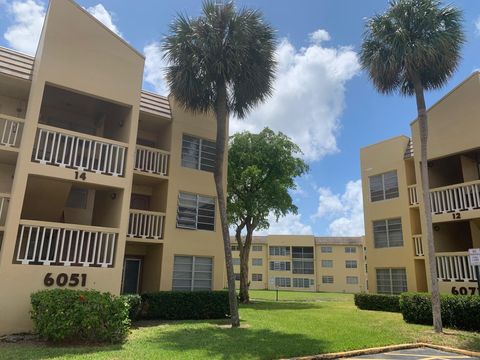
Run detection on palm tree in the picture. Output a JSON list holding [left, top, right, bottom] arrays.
[[360, 0, 464, 333], [163, 1, 276, 327]]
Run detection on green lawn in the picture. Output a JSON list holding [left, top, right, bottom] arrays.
[[1, 291, 479, 360]]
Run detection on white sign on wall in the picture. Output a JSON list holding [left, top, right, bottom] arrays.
[[468, 248, 480, 267]]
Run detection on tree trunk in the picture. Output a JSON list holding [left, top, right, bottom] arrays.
[[214, 81, 240, 328], [413, 79, 443, 333], [239, 227, 253, 303]]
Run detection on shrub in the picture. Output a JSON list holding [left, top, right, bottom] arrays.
[[31, 289, 130, 343], [354, 293, 401, 313], [122, 294, 142, 321], [141, 291, 230, 320], [400, 292, 480, 331]]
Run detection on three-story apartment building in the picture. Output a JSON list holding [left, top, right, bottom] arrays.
[[229, 235, 367, 293], [361, 72, 480, 296], [0, 0, 225, 335]]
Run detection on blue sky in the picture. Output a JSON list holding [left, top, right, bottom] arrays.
[[1, 0, 479, 236]]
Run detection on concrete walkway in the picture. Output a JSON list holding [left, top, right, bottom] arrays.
[[346, 347, 478, 360]]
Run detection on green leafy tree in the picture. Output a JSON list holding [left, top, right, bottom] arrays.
[[228, 128, 309, 303], [163, 1, 276, 327], [360, 0, 464, 332]]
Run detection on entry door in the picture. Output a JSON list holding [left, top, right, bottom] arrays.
[[130, 194, 150, 211], [122, 258, 142, 294]]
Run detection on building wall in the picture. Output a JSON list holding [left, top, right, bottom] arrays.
[[0, 0, 225, 335], [229, 235, 366, 293]]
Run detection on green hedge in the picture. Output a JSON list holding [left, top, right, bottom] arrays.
[[400, 292, 480, 331], [354, 293, 401, 313], [31, 289, 130, 343], [121, 294, 142, 321], [141, 291, 230, 320]]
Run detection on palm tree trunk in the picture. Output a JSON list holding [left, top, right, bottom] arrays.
[[214, 81, 240, 328], [239, 226, 253, 303], [413, 79, 443, 333]]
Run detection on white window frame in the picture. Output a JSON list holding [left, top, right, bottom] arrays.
[[345, 260, 357, 269], [181, 134, 216, 172], [321, 246, 332, 253], [252, 273, 263, 281], [176, 192, 215, 231], [345, 246, 356, 253], [373, 218, 403, 248], [321, 260, 333, 268], [269, 261, 291, 271], [369, 170, 399, 202], [172, 255, 213, 291], [346, 276, 359, 285], [376, 268, 407, 295], [322, 275, 334, 284], [252, 258, 263, 266]]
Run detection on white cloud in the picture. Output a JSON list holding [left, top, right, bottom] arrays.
[[254, 212, 313, 236], [3, 0, 45, 55], [476, 16, 480, 35], [86, 4, 121, 37], [312, 179, 364, 236], [1, 1, 121, 55], [143, 42, 169, 95], [230, 29, 360, 161]]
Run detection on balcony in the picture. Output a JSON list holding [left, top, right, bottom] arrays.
[[127, 209, 165, 240], [436, 252, 477, 282], [413, 235, 424, 257], [0, 116, 23, 149], [33, 124, 127, 177], [134, 145, 169, 177], [15, 220, 118, 267], [429, 180, 480, 219], [408, 185, 419, 206]]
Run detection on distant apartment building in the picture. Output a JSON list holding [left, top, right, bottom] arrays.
[[361, 72, 480, 296], [228, 235, 367, 293], [0, 0, 226, 335]]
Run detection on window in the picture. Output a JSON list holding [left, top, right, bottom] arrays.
[[172, 256, 212, 291], [293, 278, 314, 288], [177, 192, 215, 231], [321, 246, 332, 253], [269, 246, 290, 256], [346, 276, 359, 285], [321, 260, 333, 268], [235, 273, 241, 281], [231, 244, 239, 251], [252, 258, 263, 266], [345, 246, 356, 253], [373, 218, 403, 248], [232, 258, 240, 265], [376, 268, 407, 294], [369, 171, 399, 202], [346, 260, 357, 269], [292, 247, 314, 274], [66, 187, 88, 209], [181, 135, 216, 172], [322, 276, 334, 284], [269, 261, 291, 271], [275, 277, 291, 287], [252, 273, 263, 282], [252, 245, 263, 252]]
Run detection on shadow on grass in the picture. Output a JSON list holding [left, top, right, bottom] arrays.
[[240, 300, 324, 311], [141, 324, 330, 360]]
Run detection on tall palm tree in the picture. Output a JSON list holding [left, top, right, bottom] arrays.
[[163, 1, 276, 327], [360, 0, 464, 333]]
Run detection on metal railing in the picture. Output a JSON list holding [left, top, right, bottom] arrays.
[[134, 145, 169, 176], [436, 252, 477, 282], [413, 235, 424, 257], [15, 220, 118, 267], [33, 125, 127, 177], [430, 180, 480, 214], [127, 209, 165, 240], [0, 116, 23, 148], [408, 185, 419, 206]]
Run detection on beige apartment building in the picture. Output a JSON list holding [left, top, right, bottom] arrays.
[[361, 72, 480, 296], [228, 235, 367, 293], [0, 0, 226, 335]]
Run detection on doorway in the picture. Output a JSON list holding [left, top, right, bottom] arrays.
[[122, 257, 143, 294]]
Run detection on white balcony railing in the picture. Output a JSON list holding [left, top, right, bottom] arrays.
[[408, 185, 419, 206], [0, 116, 23, 148], [127, 209, 165, 240], [33, 125, 127, 177], [134, 145, 169, 177], [413, 235, 424, 257], [430, 180, 480, 214], [15, 220, 118, 267], [436, 252, 477, 282]]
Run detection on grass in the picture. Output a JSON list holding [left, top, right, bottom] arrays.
[[1, 291, 479, 360]]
